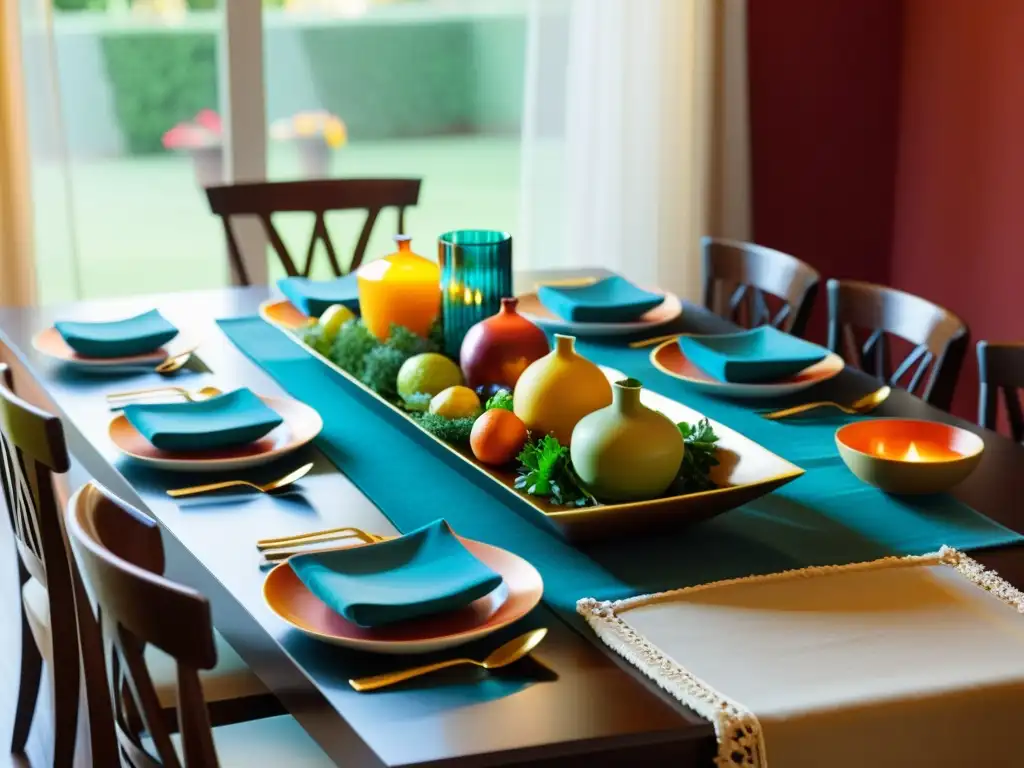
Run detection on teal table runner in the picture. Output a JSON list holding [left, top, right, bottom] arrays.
[[219, 317, 1021, 616]]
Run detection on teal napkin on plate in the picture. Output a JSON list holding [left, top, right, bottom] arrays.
[[289, 519, 504, 628], [55, 309, 178, 358], [537, 275, 663, 322], [678, 326, 829, 383], [277, 274, 360, 319], [123, 388, 283, 451]]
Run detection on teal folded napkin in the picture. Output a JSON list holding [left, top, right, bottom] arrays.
[[289, 519, 504, 628], [678, 326, 829, 383], [537, 275, 663, 323], [55, 309, 178, 358], [277, 274, 359, 319], [123, 388, 282, 451]]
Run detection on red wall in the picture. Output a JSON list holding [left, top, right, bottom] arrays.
[[747, 0, 904, 342], [749, 0, 1024, 420], [891, 0, 1024, 417]]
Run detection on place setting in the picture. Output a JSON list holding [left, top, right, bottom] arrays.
[[637, 324, 846, 399], [515, 273, 683, 337], [256, 519, 545, 674], [105, 383, 322, 472], [33, 308, 199, 375]]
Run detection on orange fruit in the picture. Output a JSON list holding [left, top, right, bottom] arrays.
[[470, 409, 529, 466]]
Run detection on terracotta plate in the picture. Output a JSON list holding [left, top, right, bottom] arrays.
[[109, 394, 323, 472], [263, 537, 544, 654], [515, 290, 683, 337], [651, 338, 844, 399], [32, 326, 189, 370]]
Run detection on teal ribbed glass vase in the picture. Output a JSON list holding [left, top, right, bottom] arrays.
[[438, 230, 513, 359]]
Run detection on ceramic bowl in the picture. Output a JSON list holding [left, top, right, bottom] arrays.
[[835, 419, 984, 494]]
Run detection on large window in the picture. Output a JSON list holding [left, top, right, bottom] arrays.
[[23, 0, 528, 302]]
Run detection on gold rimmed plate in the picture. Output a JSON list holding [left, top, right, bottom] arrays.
[[514, 290, 682, 337], [32, 326, 193, 371], [263, 537, 543, 655], [651, 337, 844, 399], [109, 394, 323, 472]]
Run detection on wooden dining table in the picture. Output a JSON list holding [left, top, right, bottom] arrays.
[[3, 272, 1024, 768]]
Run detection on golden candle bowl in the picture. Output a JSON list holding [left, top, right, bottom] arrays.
[[835, 418, 984, 495]]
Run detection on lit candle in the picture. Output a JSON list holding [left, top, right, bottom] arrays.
[[871, 439, 960, 462]]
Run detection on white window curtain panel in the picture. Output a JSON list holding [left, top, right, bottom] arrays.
[[519, 0, 752, 303]]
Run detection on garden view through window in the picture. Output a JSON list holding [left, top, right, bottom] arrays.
[[28, 0, 526, 303]]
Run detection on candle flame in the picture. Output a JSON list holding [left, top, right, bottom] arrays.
[[903, 441, 923, 462], [474, 289, 483, 306], [463, 286, 474, 304]]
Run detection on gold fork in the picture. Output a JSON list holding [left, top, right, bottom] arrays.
[[257, 527, 388, 563], [106, 385, 223, 406]]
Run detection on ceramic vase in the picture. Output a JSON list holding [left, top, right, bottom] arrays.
[[570, 378, 685, 502], [460, 298, 550, 390], [356, 235, 441, 340], [513, 334, 612, 445]]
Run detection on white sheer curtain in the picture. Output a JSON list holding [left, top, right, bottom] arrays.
[[519, 0, 751, 302]]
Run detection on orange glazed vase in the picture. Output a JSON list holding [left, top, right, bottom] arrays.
[[460, 298, 550, 389], [356, 235, 441, 340]]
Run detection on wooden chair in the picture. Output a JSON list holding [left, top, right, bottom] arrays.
[[826, 279, 969, 411], [205, 178, 421, 285], [977, 342, 1024, 441], [701, 237, 821, 337], [0, 365, 280, 766], [0, 363, 79, 767], [66, 482, 332, 767]]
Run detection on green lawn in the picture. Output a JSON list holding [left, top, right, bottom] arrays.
[[34, 135, 521, 304]]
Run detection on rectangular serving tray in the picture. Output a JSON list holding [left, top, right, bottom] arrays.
[[260, 299, 804, 542]]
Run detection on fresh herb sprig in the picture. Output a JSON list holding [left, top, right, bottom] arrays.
[[514, 435, 595, 507], [485, 390, 514, 411], [676, 418, 721, 493]]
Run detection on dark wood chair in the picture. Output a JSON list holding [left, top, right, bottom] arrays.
[[826, 279, 969, 411], [205, 178, 421, 285], [66, 482, 331, 767], [0, 364, 280, 766], [0, 363, 79, 767], [701, 237, 821, 337], [977, 341, 1024, 441]]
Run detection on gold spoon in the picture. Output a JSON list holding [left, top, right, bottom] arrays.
[[166, 462, 314, 499], [106, 385, 223, 406], [349, 628, 548, 692], [760, 385, 892, 420], [155, 346, 198, 374]]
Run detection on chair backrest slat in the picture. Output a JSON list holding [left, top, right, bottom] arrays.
[[68, 482, 222, 767], [206, 178, 421, 285], [826, 279, 968, 411], [977, 341, 1024, 442], [701, 237, 821, 337]]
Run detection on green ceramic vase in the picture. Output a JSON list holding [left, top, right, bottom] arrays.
[[570, 378, 685, 502]]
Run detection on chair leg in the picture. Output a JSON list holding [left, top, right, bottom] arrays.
[[10, 602, 42, 755], [49, 609, 80, 768]]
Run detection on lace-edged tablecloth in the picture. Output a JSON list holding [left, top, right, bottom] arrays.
[[579, 547, 1024, 767]]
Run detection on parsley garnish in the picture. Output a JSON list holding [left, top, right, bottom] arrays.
[[676, 418, 721, 493], [514, 435, 595, 507]]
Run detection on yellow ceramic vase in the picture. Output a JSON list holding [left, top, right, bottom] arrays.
[[513, 334, 612, 444], [357, 235, 441, 340]]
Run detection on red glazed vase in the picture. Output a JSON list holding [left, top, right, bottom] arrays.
[[460, 298, 550, 389]]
